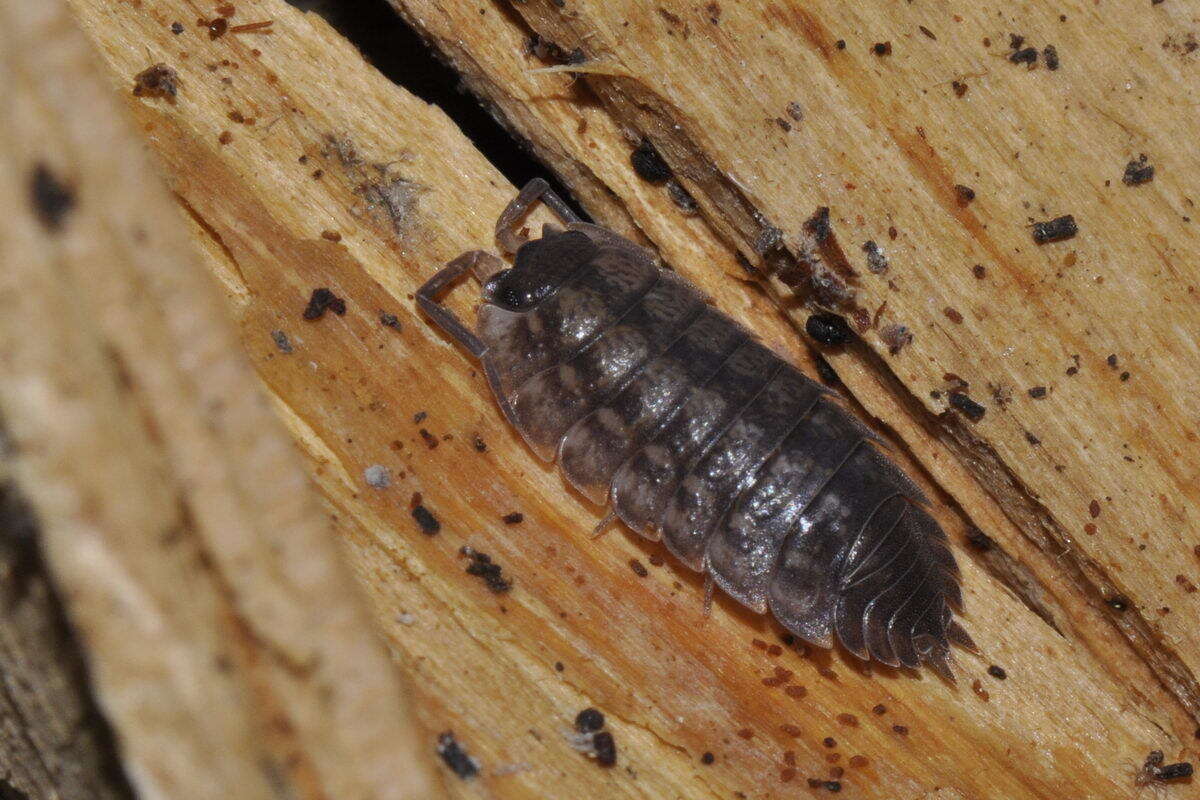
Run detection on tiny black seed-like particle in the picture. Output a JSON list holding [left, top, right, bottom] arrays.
[[1043, 45, 1060, 70], [987, 665, 1008, 679], [592, 731, 617, 767], [411, 505, 440, 535], [575, 707, 605, 733], [806, 313, 853, 345], [630, 139, 672, 183]]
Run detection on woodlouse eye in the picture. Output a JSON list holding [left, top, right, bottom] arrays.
[[484, 269, 547, 311]]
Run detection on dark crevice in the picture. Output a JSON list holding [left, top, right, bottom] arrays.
[[286, 0, 579, 213], [0, 425, 137, 800]]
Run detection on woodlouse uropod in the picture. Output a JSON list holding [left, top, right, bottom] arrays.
[[418, 179, 972, 678]]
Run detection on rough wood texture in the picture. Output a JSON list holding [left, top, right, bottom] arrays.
[[0, 2, 444, 798], [412, 0, 1200, 725], [0, 471, 133, 800], [56, 0, 1198, 797]]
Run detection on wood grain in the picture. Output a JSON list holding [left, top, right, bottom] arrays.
[[57, 0, 1198, 797], [0, 1, 444, 798], [474, 0, 1200, 724]]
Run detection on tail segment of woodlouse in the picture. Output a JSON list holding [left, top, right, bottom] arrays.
[[418, 180, 971, 680]]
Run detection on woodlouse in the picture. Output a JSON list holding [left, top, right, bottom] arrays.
[[418, 180, 971, 678]]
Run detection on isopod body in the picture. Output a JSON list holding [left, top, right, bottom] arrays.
[[419, 180, 970, 678]]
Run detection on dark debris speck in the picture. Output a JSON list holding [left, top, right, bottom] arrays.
[[862, 240, 888, 274], [987, 664, 1008, 679], [806, 313, 853, 345], [462, 546, 512, 593], [411, 505, 440, 535], [436, 731, 479, 779], [1031, 215, 1077, 244], [575, 708, 605, 733], [872, 41, 892, 56], [1122, 154, 1155, 186], [1043, 45, 1060, 70], [133, 63, 180, 100], [30, 163, 75, 231], [502, 512, 524, 525], [592, 731, 617, 767], [379, 311, 401, 328], [270, 330, 293, 353], [949, 391, 986, 421], [630, 139, 672, 183], [302, 287, 346, 320]]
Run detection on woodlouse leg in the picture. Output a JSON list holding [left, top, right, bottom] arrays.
[[495, 178, 582, 254], [417, 256, 523, 428], [416, 251, 491, 358]]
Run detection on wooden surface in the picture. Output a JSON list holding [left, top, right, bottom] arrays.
[[471, 0, 1200, 721], [53, 0, 1199, 797], [0, 2, 444, 798], [0, 469, 133, 800]]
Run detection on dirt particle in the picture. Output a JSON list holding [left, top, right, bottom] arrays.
[[1123, 154, 1155, 186], [630, 139, 672, 183], [207, 17, 228, 38], [320, 229, 341, 242], [270, 330, 293, 353], [861, 240, 888, 274], [218, 130, 233, 145], [29, 163, 75, 232], [943, 307, 964, 324], [880, 324, 913, 355], [954, 184, 976, 206], [461, 546, 512, 593], [302, 287, 345, 320], [171, 21, 184, 34], [892, 724, 908, 735], [972, 263, 987, 279], [872, 41, 892, 56], [836, 714, 858, 727], [1089, 499, 1101, 518], [701, 751, 715, 765], [628, 558, 648, 577], [436, 731, 479, 779], [871, 703, 887, 715], [780, 724, 803, 737], [1031, 215, 1078, 244], [1043, 44, 1060, 70], [379, 312, 400, 328], [364, 464, 391, 489], [419, 428, 439, 449], [575, 708, 605, 733], [1028, 386, 1048, 399], [948, 391, 986, 421], [1025, 431, 1041, 445], [822, 736, 837, 748], [502, 512, 524, 525], [592, 731, 617, 767], [132, 63, 179, 100], [411, 504, 440, 535], [1106, 595, 1130, 611], [952, 80, 969, 97], [786, 101, 804, 122], [784, 685, 807, 698], [919, 25, 937, 40], [806, 313, 853, 345], [1176, 575, 1197, 593]]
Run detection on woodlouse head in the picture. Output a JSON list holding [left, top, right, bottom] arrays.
[[482, 229, 597, 311]]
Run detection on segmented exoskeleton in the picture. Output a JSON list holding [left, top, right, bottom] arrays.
[[418, 180, 972, 678]]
